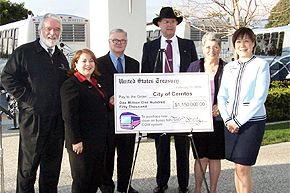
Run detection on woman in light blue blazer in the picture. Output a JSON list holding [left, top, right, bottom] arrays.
[[218, 27, 270, 193]]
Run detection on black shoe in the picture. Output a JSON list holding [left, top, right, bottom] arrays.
[[153, 185, 168, 193], [178, 187, 189, 193], [118, 186, 139, 193]]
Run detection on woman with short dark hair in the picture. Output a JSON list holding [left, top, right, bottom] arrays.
[[218, 27, 270, 193]]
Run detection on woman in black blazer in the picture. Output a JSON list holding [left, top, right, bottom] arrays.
[[60, 49, 112, 193]]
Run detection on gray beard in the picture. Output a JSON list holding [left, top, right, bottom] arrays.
[[40, 33, 59, 48]]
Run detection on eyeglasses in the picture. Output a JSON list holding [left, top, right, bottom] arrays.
[[43, 27, 61, 32], [110, 39, 127, 44], [160, 20, 177, 24], [204, 46, 220, 51]]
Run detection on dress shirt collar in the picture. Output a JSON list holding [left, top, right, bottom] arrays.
[[39, 39, 55, 55], [109, 51, 125, 71], [161, 35, 177, 44], [160, 35, 180, 73]]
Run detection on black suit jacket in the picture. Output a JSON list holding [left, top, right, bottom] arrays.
[[97, 52, 140, 127], [97, 52, 140, 98], [141, 36, 198, 73], [60, 75, 109, 152]]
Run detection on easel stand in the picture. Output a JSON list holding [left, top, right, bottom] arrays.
[[153, 49, 172, 73], [127, 132, 142, 193], [0, 107, 7, 193], [188, 132, 210, 193], [126, 132, 210, 193]]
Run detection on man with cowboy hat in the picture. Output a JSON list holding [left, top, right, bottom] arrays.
[[141, 7, 198, 193]]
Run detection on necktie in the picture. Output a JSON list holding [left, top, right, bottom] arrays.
[[165, 40, 173, 73], [48, 48, 53, 57], [117, 57, 123, 73]]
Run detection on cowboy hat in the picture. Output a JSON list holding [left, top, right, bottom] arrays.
[[153, 7, 183, 26]]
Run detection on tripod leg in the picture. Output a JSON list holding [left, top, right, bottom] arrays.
[[126, 132, 142, 193], [8, 114, 19, 130], [188, 133, 210, 193]]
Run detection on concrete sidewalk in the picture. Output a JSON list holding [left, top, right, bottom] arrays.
[[1, 119, 289, 193]]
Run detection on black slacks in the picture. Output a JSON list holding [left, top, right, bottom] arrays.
[[16, 112, 64, 193], [155, 134, 190, 188], [68, 147, 105, 193], [103, 131, 136, 192]]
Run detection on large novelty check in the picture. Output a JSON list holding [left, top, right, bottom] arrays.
[[114, 73, 213, 134]]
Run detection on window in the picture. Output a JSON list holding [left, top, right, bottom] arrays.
[[2, 30, 8, 58], [190, 28, 205, 41], [13, 28, 19, 50], [72, 24, 85, 42], [153, 30, 161, 39], [262, 33, 270, 55], [190, 27, 228, 42], [255, 34, 263, 55], [268, 32, 278, 56], [277, 32, 284, 56], [35, 23, 86, 42], [0, 28, 19, 58], [255, 31, 285, 56], [7, 29, 15, 55], [0, 31, 3, 57]]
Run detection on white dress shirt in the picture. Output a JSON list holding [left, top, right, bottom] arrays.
[[160, 35, 180, 73], [39, 39, 55, 55]]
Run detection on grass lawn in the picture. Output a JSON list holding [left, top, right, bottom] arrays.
[[171, 121, 290, 146], [262, 121, 290, 146]]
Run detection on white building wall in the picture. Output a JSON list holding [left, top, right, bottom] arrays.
[[89, 0, 146, 63]]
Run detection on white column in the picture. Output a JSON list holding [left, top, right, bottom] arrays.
[[89, 0, 146, 62]]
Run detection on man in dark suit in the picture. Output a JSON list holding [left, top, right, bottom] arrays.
[[141, 7, 198, 193], [1, 13, 69, 192], [98, 28, 139, 193]]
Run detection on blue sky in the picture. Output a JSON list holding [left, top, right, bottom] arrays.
[[12, 0, 177, 22]]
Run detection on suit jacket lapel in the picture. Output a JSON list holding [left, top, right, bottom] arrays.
[[177, 37, 190, 72], [153, 38, 162, 73], [177, 37, 184, 72], [104, 52, 117, 75], [153, 38, 161, 56], [124, 55, 132, 73]]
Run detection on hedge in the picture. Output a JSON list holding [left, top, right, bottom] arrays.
[[265, 80, 290, 122]]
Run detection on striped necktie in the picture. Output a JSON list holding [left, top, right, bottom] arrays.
[[47, 48, 53, 57]]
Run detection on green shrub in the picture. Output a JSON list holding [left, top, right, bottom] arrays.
[[269, 80, 290, 88], [265, 80, 290, 122]]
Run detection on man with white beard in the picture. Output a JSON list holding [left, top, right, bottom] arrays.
[[1, 13, 69, 193]]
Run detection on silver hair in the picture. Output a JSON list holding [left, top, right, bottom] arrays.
[[202, 32, 222, 47], [109, 28, 127, 39], [38, 13, 62, 32]]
